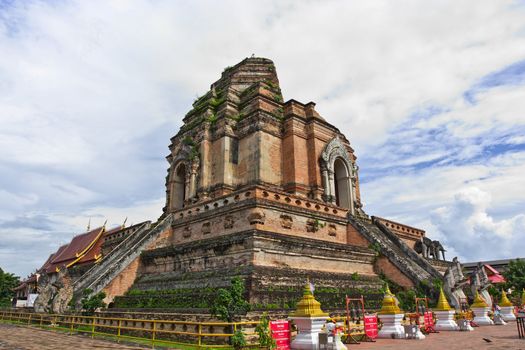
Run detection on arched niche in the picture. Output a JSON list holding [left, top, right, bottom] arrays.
[[320, 137, 356, 214], [170, 162, 188, 210], [334, 158, 351, 208]]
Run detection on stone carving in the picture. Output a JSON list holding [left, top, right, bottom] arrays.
[[247, 211, 265, 225], [306, 219, 323, 233], [51, 269, 73, 314], [320, 137, 353, 167], [33, 273, 55, 313], [183, 226, 192, 238], [414, 237, 432, 258], [328, 224, 337, 237], [202, 222, 211, 235], [431, 240, 446, 260], [224, 215, 235, 229], [415, 237, 446, 260], [443, 257, 469, 309], [33, 269, 74, 314], [470, 262, 492, 308], [280, 214, 293, 229]]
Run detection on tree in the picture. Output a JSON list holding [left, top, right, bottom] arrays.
[[211, 276, 250, 345], [503, 259, 525, 296], [0, 267, 20, 307], [211, 276, 250, 323]]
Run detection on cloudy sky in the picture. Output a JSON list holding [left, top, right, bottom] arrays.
[[1, 0, 524, 277]]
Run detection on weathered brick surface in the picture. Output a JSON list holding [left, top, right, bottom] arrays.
[[103, 257, 140, 303], [375, 256, 414, 288], [74, 58, 446, 305]]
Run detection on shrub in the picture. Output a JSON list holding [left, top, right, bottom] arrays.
[[81, 289, 106, 314], [255, 313, 276, 349]]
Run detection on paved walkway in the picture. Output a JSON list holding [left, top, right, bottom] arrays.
[[0, 321, 523, 349], [356, 322, 523, 350], [0, 323, 147, 350]]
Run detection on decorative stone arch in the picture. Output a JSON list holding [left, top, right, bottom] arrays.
[[169, 161, 189, 210], [320, 137, 356, 214], [167, 145, 200, 211]]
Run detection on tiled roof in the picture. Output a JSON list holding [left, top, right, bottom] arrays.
[[41, 244, 68, 274], [484, 264, 506, 284], [38, 225, 124, 274], [50, 226, 105, 265], [78, 226, 121, 264]]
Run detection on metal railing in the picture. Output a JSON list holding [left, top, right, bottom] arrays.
[[0, 310, 259, 349]]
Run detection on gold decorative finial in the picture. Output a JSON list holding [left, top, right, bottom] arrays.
[[434, 287, 453, 311], [471, 291, 488, 308], [499, 290, 513, 307], [122, 217, 128, 229], [378, 284, 402, 314], [385, 284, 392, 295], [291, 281, 328, 317]]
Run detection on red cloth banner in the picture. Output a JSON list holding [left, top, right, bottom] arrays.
[[363, 315, 378, 339], [424, 311, 434, 328], [270, 320, 291, 350]]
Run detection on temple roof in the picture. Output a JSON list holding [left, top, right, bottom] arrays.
[[39, 225, 122, 273], [484, 264, 506, 284]]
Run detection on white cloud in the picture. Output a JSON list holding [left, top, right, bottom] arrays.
[[430, 187, 525, 261], [0, 0, 524, 275]]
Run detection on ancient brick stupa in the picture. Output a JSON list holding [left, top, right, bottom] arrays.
[[124, 57, 444, 301], [43, 57, 450, 310]]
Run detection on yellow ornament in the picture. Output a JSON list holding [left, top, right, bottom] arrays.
[[378, 284, 402, 315], [499, 290, 513, 307], [291, 283, 328, 317], [471, 291, 488, 308], [434, 287, 453, 311]]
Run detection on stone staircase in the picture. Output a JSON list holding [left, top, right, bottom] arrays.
[[73, 214, 173, 299], [348, 215, 442, 286]]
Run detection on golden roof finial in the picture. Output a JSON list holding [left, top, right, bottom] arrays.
[[378, 284, 402, 314], [499, 290, 513, 307], [122, 217, 128, 229], [434, 287, 453, 311], [471, 291, 488, 308], [291, 281, 328, 317], [86, 218, 91, 232]]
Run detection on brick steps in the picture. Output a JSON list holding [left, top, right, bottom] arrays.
[[72, 215, 173, 300], [348, 215, 442, 286]]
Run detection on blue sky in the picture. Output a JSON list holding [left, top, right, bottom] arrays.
[[1, 0, 524, 277]]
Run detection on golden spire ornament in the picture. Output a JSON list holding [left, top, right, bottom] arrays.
[[378, 284, 402, 314], [499, 290, 513, 307], [471, 291, 488, 308], [291, 281, 328, 317], [434, 287, 453, 311]]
